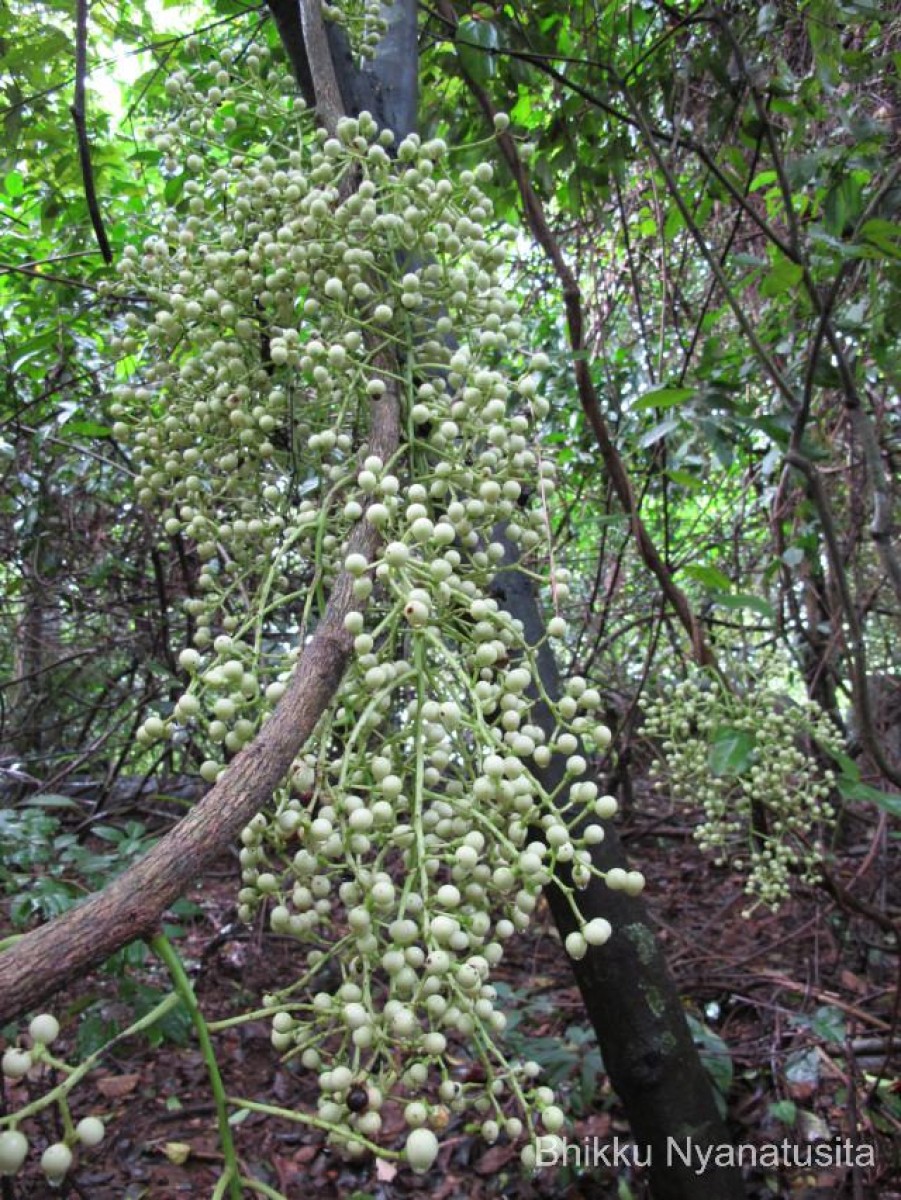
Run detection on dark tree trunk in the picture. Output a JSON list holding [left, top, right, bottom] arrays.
[[492, 550, 745, 1200]]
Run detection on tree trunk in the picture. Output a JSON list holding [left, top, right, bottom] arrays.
[[493, 553, 744, 1200]]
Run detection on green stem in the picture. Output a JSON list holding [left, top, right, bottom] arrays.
[[227, 1095, 401, 1157], [150, 933, 242, 1200], [212, 1166, 239, 1200], [0, 993, 181, 1128], [238, 1175, 289, 1199]]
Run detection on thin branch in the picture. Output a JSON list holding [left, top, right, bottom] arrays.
[[71, 0, 113, 265], [421, 5, 801, 260], [0, 261, 108, 291], [615, 79, 799, 411], [786, 452, 901, 790]]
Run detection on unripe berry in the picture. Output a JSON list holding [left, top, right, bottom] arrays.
[[1, 1048, 32, 1079], [75, 1116, 106, 1147], [405, 1127, 439, 1173], [0, 1130, 28, 1175], [41, 1143, 72, 1183]]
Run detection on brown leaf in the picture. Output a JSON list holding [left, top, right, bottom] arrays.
[[840, 969, 867, 994], [96, 1073, 140, 1098], [474, 1143, 517, 1174]]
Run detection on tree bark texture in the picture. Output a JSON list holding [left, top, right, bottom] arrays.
[[492, 549, 745, 1200]]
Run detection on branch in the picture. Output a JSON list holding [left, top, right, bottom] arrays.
[[0, 391, 400, 1025], [71, 0, 113, 265], [299, 0, 346, 135], [786, 452, 901, 791]]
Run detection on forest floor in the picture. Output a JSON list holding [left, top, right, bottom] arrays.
[[2, 782, 898, 1200]]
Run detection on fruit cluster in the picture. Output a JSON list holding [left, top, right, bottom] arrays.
[[643, 665, 840, 912], [0, 1014, 105, 1186], [100, 41, 643, 1173]]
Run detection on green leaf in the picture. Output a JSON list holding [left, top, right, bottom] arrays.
[[632, 385, 694, 411], [686, 1015, 733, 1097], [809, 1004, 846, 1045], [456, 18, 498, 85], [712, 593, 775, 618], [638, 416, 679, 447], [23, 793, 78, 809], [682, 563, 733, 592], [785, 1045, 820, 1086], [164, 173, 186, 206], [61, 419, 111, 438], [769, 1099, 797, 1126], [749, 169, 778, 192], [91, 824, 124, 843], [76, 1011, 118, 1058], [760, 253, 804, 297], [837, 779, 901, 817], [698, 418, 734, 467], [708, 726, 756, 776], [4, 169, 24, 196], [858, 217, 901, 260], [829, 750, 860, 781], [824, 175, 863, 238], [665, 468, 704, 490]]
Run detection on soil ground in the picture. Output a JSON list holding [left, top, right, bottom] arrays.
[[1, 783, 898, 1200]]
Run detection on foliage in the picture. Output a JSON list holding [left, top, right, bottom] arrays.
[[0, 796, 157, 926], [421, 0, 900, 718]]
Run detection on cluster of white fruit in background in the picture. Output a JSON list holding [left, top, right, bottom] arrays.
[[321, 0, 390, 59], [102, 39, 644, 1176], [643, 666, 840, 913], [0, 1014, 105, 1186]]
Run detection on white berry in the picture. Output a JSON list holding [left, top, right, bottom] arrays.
[[75, 1116, 106, 1147], [41, 1142, 73, 1182], [1, 1048, 32, 1079], [29, 1013, 60, 1046], [405, 1127, 439, 1173], [0, 1130, 28, 1175]]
